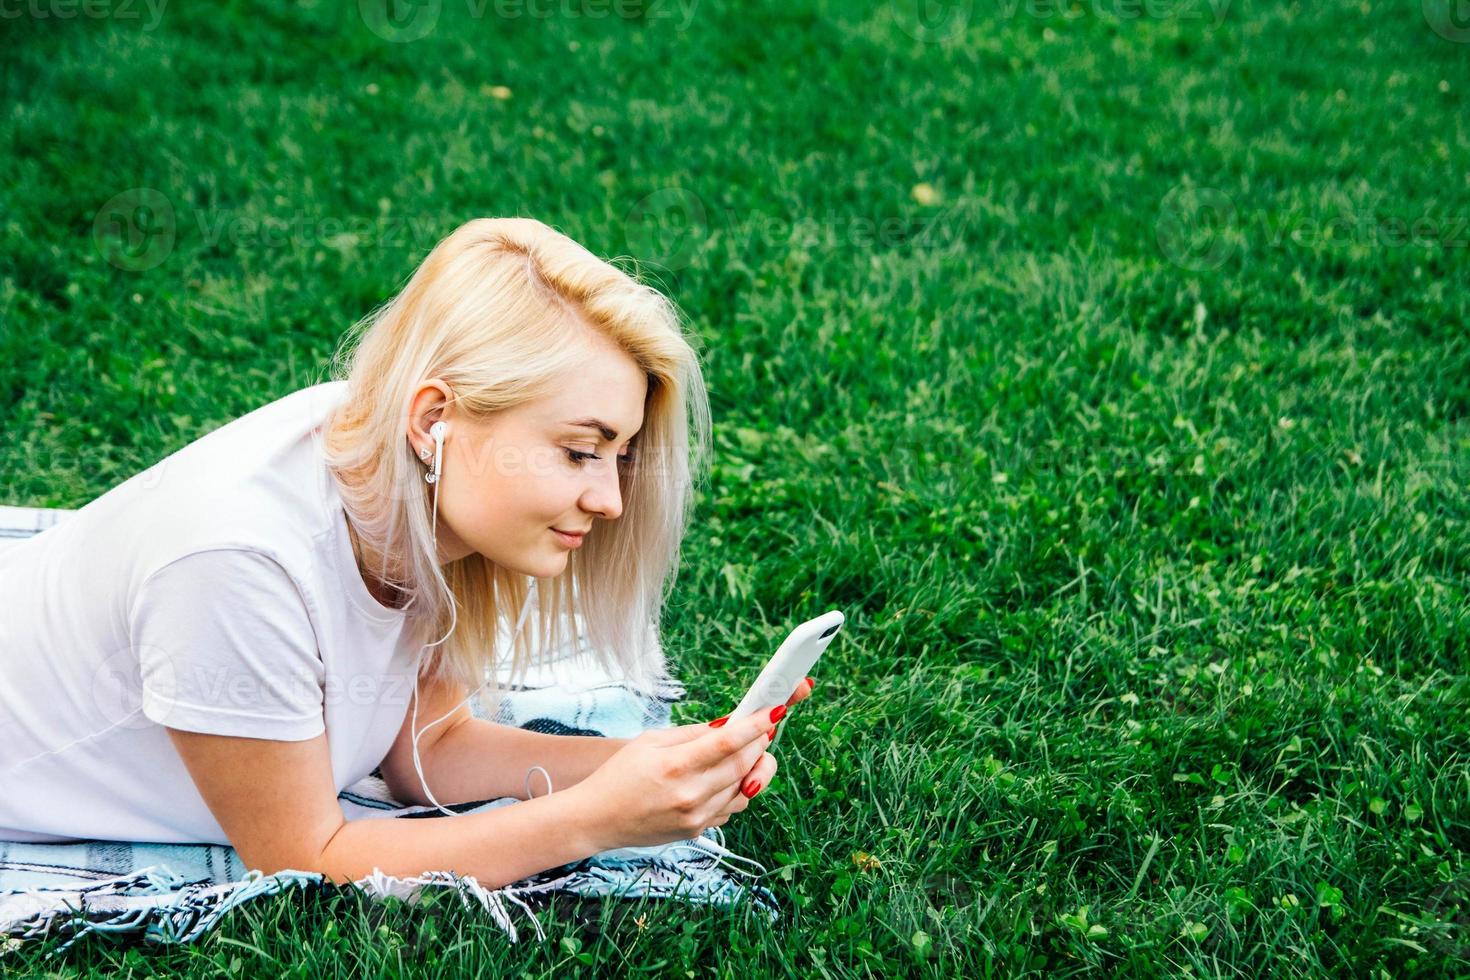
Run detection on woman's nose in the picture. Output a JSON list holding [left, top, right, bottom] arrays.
[[583, 464, 624, 520]]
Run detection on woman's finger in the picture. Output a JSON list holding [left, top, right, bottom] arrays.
[[735, 750, 778, 801], [708, 749, 779, 827], [686, 704, 784, 771], [785, 676, 816, 706], [644, 720, 724, 746], [705, 752, 776, 828]]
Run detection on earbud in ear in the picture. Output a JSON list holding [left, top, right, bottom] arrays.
[[425, 420, 447, 486]]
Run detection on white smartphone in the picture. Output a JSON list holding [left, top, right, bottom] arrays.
[[729, 609, 844, 748]]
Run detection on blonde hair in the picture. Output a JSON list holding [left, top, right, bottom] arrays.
[[317, 217, 711, 709]]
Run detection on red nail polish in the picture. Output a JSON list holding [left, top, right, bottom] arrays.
[[742, 780, 762, 798], [709, 715, 729, 728], [769, 704, 787, 723], [805, 676, 815, 689], [767, 728, 776, 740]]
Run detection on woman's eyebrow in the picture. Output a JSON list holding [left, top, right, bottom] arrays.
[[561, 418, 621, 441]]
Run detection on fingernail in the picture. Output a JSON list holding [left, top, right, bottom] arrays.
[[806, 676, 816, 689], [709, 715, 729, 728], [769, 704, 787, 723], [742, 779, 762, 798], [767, 728, 776, 740]]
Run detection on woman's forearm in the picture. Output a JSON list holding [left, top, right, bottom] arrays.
[[314, 782, 613, 889], [389, 717, 630, 806]]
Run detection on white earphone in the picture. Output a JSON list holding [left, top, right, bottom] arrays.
[[407, 419, 549, 815], [426, 421, 446, 485]]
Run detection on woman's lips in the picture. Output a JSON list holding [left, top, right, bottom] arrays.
[[551, 528, 586, 548]]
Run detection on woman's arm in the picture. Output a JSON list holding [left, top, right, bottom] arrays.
[[376, 671, 629, 807], [165, 726, 615, 890], [387, 716, 630, 806], [164, 676, 815, 889]]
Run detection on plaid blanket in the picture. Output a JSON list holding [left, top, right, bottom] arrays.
[[0, 504, 778, 959]]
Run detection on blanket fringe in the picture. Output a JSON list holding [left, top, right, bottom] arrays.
[[351, 867, 549, 943], [3, 865, 323, 959], [347, 826, 781, 944]]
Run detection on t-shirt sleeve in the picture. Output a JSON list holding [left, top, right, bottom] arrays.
[[128, 548, 327, 740]]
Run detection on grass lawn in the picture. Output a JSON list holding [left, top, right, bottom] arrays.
[[2, 0, 1468, 975]]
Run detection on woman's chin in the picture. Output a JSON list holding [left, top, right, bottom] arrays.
[[509, 550, 570, 579]]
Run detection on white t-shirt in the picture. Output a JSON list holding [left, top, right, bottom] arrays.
[[0, 380, 424, 844]]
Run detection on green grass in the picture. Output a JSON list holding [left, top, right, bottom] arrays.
[[3, 0, 1469, 975]]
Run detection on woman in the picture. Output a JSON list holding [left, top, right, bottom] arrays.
[[0, 217, 813, 890]]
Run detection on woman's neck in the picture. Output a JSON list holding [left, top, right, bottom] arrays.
[[345, 514, 411, 609]]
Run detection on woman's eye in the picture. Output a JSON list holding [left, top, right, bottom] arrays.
[[564, 448, 637, 468]]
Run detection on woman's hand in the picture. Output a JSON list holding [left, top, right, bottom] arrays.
[[568, 706, 788, 851]]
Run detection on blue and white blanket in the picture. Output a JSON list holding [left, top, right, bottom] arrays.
[[0, 504, 778, 959]]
